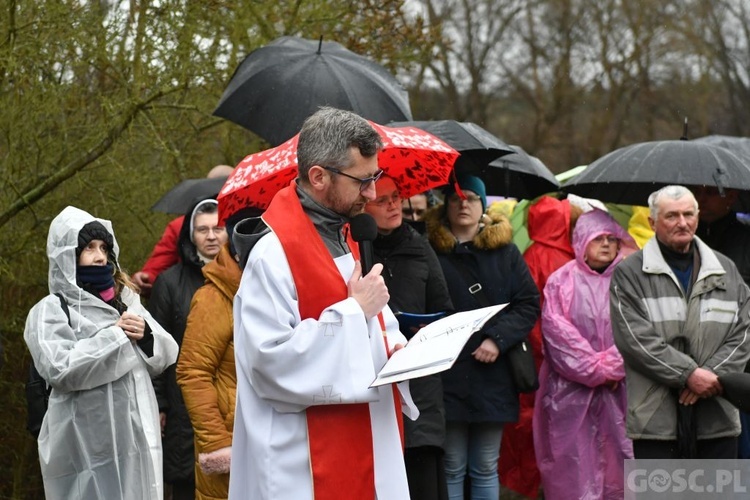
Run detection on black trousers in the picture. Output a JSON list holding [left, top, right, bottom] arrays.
[[633, 437, 738, 459], [405, 446, 449, 500], [168, 478, 196, 500]]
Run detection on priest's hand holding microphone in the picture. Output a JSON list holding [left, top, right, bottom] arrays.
[[348, 214, 403, 353], [348, 213, 388, 319], [348, 260, 389, 320]]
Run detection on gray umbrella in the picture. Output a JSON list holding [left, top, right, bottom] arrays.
[[562, 140, 750, 207], [693, 135, 750, 162]]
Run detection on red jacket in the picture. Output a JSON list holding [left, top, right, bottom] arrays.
[[140, 216, 183, 280], [499, 196, 575, 498]]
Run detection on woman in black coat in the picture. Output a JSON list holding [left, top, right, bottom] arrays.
[[148, 198, 228, 499], [365, 176, 454, 500], [424, 175, 539, 500]]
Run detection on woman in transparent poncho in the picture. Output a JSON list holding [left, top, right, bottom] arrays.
[[24, 206, 178, 499]]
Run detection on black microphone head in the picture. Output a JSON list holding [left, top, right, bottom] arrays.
[[350, 213, 378, 242]]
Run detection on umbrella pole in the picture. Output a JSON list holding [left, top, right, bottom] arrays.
[[673, 336, 697, 459], [503, 160, 511, 196], [712, 169, 727, 197], [680, 117, 689, 140]]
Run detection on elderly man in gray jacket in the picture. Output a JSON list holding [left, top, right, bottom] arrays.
[[611, 185, 750, 459]]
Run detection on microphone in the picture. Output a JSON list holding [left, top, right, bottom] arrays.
[[350, 213, 378, 275]]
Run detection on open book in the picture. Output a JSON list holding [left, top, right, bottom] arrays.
[[371, 303, 508, 387]]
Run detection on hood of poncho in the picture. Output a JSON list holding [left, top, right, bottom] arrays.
[[47, 206, 120, 297], [572, 208, 638, 274]]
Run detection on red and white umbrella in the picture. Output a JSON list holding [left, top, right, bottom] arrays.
[[218, 135, 299, 221], [218, 122, 459, 221]]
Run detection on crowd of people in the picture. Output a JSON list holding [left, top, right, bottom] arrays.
[[23, 107, 750, 500]]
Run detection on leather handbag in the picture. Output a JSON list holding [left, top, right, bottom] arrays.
[[451, 257, 539, 393]]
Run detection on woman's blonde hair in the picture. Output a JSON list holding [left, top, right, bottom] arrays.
[[115, 270, 139, 295]]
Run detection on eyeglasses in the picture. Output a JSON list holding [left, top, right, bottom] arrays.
[[591, 234, 620, 245], [371, 192, 401, 207], [447, 193, 482, 204], [322, 166, 384, 192], [194, 226, 226, 237]]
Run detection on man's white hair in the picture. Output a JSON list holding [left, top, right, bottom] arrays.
[[648, 185, 699, 220]]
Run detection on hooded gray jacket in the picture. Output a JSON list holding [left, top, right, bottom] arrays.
[[611, 236, 750, 440], [24, 206, 178, 500]]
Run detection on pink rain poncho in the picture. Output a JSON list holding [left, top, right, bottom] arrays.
[[533, 209, 636, 500]]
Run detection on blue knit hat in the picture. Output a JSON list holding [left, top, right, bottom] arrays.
[[443, 174, 487, 212]]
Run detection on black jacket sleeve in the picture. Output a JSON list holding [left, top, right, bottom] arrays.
[[147, 274, 174, 411]]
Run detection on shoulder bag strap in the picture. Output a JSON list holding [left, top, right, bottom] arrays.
[[450, 256, 492, 308]]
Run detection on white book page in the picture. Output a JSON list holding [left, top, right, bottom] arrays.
[[371, 303, 507, 386]]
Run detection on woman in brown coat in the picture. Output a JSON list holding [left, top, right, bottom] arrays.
[[176, 239, 241, 500]]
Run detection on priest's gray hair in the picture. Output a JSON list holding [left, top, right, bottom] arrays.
[[296, 107, 383, 184], [648, 185, 699, 220]]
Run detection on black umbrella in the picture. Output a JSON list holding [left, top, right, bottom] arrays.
[[671, 336, 697, 459], [387, 120, 558, 199], [213, 36, 412, 146], [562, 140, 750, 206], [693, 135, 750, 162], [387, 120, 515, 171], [484, 146, 561, 199], [151, 177, 227, 214]]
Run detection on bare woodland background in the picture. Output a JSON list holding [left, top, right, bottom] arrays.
[[1, 1, 748, 497]]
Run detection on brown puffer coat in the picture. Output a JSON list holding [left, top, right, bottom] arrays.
[[176, 244, 239, 500]]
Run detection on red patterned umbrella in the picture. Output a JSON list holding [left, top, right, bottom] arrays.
[[218, 123, 458, 221], [369, 122, 459, 198], [218, 135, 299, 221]]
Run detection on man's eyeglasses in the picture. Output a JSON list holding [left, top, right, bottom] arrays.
[[322, 166, 384, 192]]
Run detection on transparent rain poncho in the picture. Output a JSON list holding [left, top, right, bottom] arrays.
[[24, 206, 178, 500]]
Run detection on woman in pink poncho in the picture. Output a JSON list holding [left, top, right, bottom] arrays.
[[533, 208, 637, 500]]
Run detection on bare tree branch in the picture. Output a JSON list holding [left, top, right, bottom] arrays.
[[0, 87, 180, 228]]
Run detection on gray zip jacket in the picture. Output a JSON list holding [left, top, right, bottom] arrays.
[[610, 236, 750, 440]]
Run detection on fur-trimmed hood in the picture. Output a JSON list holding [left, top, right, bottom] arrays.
[[424, 205, 513, 254]]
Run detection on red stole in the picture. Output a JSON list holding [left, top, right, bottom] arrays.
[[262, 185, 377, 500]]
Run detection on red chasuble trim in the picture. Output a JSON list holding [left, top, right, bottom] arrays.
[[263, 185, 374, 500]]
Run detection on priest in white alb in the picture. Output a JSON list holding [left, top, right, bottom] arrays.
[[229, 107, 418, 500]]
